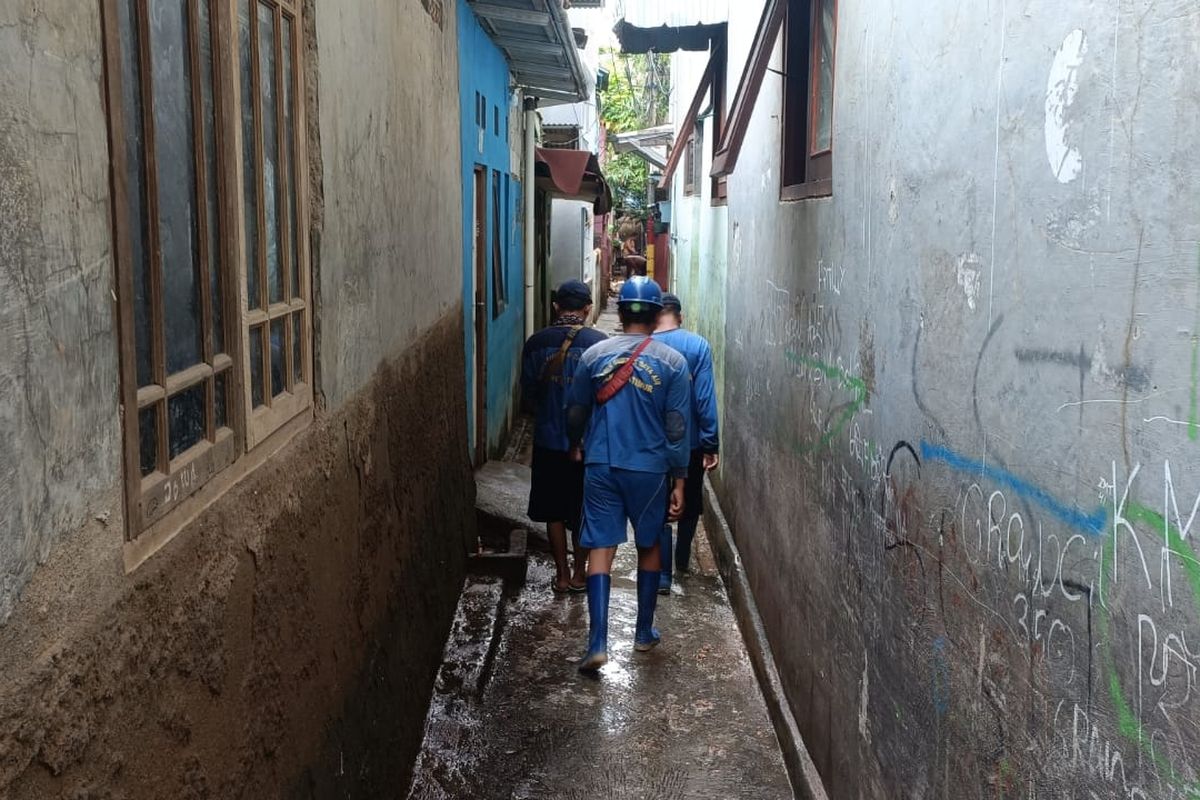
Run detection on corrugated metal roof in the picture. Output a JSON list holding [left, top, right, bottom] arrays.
[[467, 0, 591, 105], [610, 125, 673, 170]]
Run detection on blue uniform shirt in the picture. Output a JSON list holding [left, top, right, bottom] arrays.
[[565, 334, 692, 478], [521, 323, 608, 451], [653, 328, 720, 454]]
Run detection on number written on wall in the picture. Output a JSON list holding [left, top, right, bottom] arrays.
[[161, 461, 200, 506]]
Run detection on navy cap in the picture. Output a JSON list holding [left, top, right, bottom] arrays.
[[661, 293, 682, 312], [554, 279, 592, 309]]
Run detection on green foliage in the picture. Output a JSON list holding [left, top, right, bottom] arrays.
[[598, 48, 671, 218], [605, 153, 650, 214]]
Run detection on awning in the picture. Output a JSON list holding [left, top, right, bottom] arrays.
[[468, 1, 591, 105], [610, 125, 674, 171], [535, 148, 613, 214], [614, 20, 727, 54]]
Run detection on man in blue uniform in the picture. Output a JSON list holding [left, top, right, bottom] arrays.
[[653, 293, 720, 593], [565, 277, 692, 671], [521, 280, 608, 593]]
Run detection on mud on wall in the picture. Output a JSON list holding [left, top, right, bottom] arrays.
[[0, 310, 473, 798], [717, 1, 1200, 797], [0, 0, 475, 794]]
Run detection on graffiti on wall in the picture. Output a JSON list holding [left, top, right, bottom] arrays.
[[747, 254, 1200, 797]]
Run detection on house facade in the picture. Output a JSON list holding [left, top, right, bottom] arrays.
[[457, 0, 526, 462], [456, 0, 594, 461], [0, 1, 473, 795], [664, 0, 1200, 797]]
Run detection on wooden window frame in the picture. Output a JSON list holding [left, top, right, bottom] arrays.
[[659, 42, 724, 189], [490, 169, 507, 318], [238, 0, 312, 449], [709, 40, 728, 206], [682, 135, 697, 196], [710, 0, 786, 179], [781, 0, 837, 200], [101, 0, 311, 561]]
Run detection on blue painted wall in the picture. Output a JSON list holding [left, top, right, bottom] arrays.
[[457, 0, 525, 456]]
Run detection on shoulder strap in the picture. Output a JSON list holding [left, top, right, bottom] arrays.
[[540, 325, 584, 381], [596, 337, 654, 405]]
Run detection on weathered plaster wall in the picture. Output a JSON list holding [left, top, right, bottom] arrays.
[[0, 0, 476, 794], [0, 310, 473, 797], [669, 47, 728, 424], [716, 1, 1200, 797], [315, 0, 462, 410], [0, 1, 123, 623]]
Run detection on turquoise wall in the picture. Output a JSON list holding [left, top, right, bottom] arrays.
[[458, 0, 524, 455]]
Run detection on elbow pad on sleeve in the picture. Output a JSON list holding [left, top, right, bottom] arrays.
[[665, 410, 686, 444]]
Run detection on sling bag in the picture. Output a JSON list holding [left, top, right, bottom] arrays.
[[596, 338, 653, 405], [540, 325, 583, 381]]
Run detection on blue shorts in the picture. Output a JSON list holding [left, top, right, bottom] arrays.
[[580, 465, 669, 549]]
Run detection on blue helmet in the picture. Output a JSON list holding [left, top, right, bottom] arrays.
[[617, 276, 664, 311]]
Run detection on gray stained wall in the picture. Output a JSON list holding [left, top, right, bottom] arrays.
[[0, 0, 121, 623], [314, 0, 462, 410], [718, 1, 1200, 797], [0, 0, 472, 795]]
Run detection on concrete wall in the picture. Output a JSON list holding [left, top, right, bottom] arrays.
[[711, 1, 1200, 797], [458, 0, 524, 457], [0, 0, 475, 795], [0, 0, 122, 624], [669, 35, 729, 420], [316, 0, 462, 410]]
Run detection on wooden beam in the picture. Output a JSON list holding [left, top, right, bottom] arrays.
[[469, 2, 550, 27], [711, 0, 785, 178], [660, 45, 718, 187]]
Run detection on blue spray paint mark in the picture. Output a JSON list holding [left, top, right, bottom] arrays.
[[919, 441, 1108, 537], [931, 635, 950, 716]]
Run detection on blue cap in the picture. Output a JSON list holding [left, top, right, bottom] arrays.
[[617, 276, 664, 310], [554, 279, 592, 309]]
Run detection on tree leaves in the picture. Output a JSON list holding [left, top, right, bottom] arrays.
[[598, 48, 671, 218]]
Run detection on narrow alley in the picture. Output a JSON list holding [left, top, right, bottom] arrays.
[[409, 554, 790, 800], [2, 0, 1200, 798], [407, 308, 793, 799]]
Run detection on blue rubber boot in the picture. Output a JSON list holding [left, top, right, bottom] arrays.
[[675, 517, 698, 573], [658, 525, 673, 595], [634, 569, 661, 651], [578, 574, 611, 671]]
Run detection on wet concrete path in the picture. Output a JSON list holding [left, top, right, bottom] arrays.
[[406, 306, 793, 800], [407, 539, 794, 800]]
